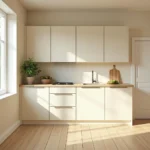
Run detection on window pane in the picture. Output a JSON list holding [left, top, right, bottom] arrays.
[[0, 42, 1, 89], [0, 12, 6, 93], [0, 16, 5, 41]]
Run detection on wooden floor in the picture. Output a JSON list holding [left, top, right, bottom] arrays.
[[1, 121, 150, 150]]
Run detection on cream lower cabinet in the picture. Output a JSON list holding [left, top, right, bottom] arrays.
[[77, 87, 104, 120], [50, 87, 76, 120], [105, 87, 132, 120], [21, 87, 49, 120]]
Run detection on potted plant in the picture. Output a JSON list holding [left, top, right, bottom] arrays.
[[40, 76, 52, 84], [21, 58, 41, 84]]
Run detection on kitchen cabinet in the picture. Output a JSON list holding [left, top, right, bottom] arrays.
[[50, 94, 76, 107], [27, 26, 50, 62], [77, 87, 104, 120], [77, 26, 104, 62], [51, 26, 76, 62], [50, 87, 76, 120], [105, 87, 132, 120], [50, 107, 76, 120], [21, 87, 49, 120], [104, 26, 129, 62]]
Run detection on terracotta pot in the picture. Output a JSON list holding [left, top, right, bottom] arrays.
[[26, 77, 35, 85], [41, 79, 51, 84]]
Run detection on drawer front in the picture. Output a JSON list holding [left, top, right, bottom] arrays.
[[50, 107, 76, 120], [50, 87, 76, 94], [50, 94, 76, 106]]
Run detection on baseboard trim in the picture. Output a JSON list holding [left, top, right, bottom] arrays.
[[0, 120, 21, 145], [22, 120, 131, 125]]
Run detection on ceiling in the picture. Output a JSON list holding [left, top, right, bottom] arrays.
[[20, 0, 150, 11]]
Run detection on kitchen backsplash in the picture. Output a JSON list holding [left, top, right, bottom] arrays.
[[34, 63, 131, 84]]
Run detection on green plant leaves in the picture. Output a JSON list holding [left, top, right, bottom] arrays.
[[21, 58, 41, 77]]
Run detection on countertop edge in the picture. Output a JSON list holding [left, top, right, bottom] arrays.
[[20, 83, 134, 88]]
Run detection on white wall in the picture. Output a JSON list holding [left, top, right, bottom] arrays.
[[0, 0, 26, 142], [35, 63, 131, 84]]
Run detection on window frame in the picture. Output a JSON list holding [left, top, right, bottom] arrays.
[[0, 9, 7, 95]]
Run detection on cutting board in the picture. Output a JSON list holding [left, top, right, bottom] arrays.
[[109, 65, 122, 83]]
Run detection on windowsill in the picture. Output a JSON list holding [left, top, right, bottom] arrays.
[[0, 92, 16, 100]]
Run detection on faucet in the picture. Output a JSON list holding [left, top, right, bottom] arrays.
[[92, 70, 97, 83]]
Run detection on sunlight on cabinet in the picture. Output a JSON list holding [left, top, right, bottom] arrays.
[[22, 87, 49, 120], [105, 87, 132, 120]]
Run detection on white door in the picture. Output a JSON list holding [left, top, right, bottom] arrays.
[[105, 26, 129, 62], [27, 26, 50, 62], [133, 38, 150, 118], [21, 87, 49, 120], [77, 88, 104, 120], [51, 26, 76, 62], [77, 26, 104, 62], [105, 87, 132, 120]]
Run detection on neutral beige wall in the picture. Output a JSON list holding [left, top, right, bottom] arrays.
[[0, 0, 26, 136], [27, 11, 150, 37]]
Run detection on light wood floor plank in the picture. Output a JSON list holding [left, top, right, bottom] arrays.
[[89, 124, 106, 150], [15, 125, 39, 150], [106, 125, 129, 150], [58, 125, 68, 150], [33, 125, 54, 150], [45, 125, 63, 150], [81, 124, 94, 150], [114, 124, 150, 150], [1, 121, 150, 150], [0, 125, 24, 150]]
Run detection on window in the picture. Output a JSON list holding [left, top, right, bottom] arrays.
[[0, 9, 6, 95]]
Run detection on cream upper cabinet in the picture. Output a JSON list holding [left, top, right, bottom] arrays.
[[77, 26, 104, 62], [21, 87, 49, 120], [105, 87, 132, 120], [27, 26, 50, 62], [77, 88, 104, 120], [51, 26, 76, 62], [104, 26, 129, 62]]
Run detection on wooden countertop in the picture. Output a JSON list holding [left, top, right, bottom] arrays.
[[20, 83, 134, 88]]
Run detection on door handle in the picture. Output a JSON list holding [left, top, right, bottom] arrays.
[[54, 106, 73, 109], [53, 93, 74, 95]]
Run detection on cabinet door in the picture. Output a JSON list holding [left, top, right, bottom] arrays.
[[51, 26, 76, 62], [104, 26, 129, 62], [21, 87, 49, 120], [27, 26, 50, 62], [77, 26, 104, 62], [77, 88, 104, 120], [105, 87, 132, 120], [50, 107, 76, 120]]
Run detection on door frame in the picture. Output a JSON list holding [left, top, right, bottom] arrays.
[[132, 37, 150, 87], [132, 37, 150, 118]]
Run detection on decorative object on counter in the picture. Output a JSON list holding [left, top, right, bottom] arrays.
[[40, 76, 52, 84], [21, 58, 41, 85], [109, 65, 122, 84], [107, 80, 119, 84]]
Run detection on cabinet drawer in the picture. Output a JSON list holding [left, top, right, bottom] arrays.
[[50, 87, 76, 94], [50, 94, 76, 106], [50, 107, 76, 120]]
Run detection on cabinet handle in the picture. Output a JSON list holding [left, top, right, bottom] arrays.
[[109, 87, 128, 88], [81, 87, 100, 88], [54, 106, 73, 109], [53, 93, 74, 95]]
